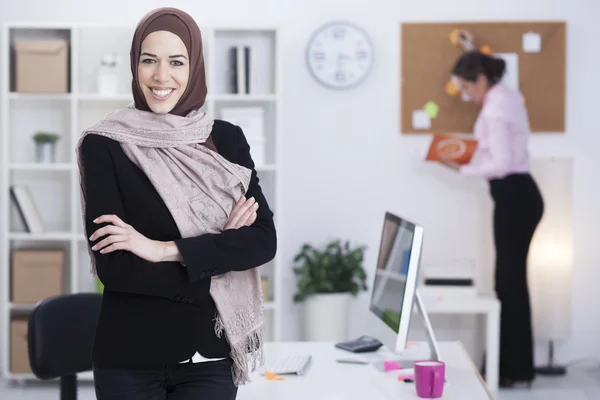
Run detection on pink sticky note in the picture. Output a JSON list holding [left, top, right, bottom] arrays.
[[384, 361, 401, 371]]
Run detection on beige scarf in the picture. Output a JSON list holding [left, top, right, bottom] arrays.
[[75, 105, 264, 385]]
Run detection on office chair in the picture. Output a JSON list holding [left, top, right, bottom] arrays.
[[28, 292, 102, 400]]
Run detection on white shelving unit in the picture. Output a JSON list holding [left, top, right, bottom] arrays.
[[1, 22, 282, 381]]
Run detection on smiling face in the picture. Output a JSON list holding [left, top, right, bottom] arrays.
[[137, 30, 190, 114], [455, 73, 489, 104]]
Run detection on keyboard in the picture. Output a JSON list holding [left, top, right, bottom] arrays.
[[262, 355, 312, 375]]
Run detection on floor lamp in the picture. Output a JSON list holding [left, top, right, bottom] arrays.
[[528, 157, 573, 376]]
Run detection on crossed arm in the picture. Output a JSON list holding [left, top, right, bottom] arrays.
[[81, 130, 276, 297]]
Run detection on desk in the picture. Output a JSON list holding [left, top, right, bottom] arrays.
[[425, 295, 500, 393], [238, 341, 493, 400]]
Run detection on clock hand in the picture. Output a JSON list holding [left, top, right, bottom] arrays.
[[337, 54, 344, 69]]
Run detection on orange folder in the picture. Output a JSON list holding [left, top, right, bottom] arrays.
[[425, 133, 478, 165]]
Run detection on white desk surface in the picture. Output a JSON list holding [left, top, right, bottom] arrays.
[[238, 341, 493, 400]]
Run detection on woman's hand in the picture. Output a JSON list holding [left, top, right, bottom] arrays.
[[89, 214, 163, 263], [440, 155, 461, 171], [224, 196, 259, 230]]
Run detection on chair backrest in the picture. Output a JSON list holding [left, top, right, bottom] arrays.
[[28, 292, 102, 379]]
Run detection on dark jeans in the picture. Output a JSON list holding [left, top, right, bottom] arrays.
[[490, 173, 544, 382], [93, 358, 238, 399]]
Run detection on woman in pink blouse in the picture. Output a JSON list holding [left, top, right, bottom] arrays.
[[445, 51, 544, 388]]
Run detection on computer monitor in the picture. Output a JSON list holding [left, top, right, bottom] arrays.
[[369, 212, 440, 361]]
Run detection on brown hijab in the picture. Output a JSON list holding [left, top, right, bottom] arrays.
[[130, 7, 207, 117]]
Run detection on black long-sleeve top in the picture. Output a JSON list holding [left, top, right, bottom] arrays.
[[80, 120, 276, 369]]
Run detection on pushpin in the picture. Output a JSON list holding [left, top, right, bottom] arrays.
[[449, 29, 460, 46], [445, 80, 460, 96], [480, 45, 493, 55]]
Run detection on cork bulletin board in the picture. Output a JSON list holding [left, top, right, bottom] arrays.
[[400, 21, 566, 134]]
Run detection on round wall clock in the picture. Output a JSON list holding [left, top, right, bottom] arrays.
[[305, 21, 374, 90]]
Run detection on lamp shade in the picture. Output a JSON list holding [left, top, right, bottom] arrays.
[[528, 157, 573, 341]]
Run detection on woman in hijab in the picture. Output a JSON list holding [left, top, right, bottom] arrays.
[[76, 7, 276, 399]]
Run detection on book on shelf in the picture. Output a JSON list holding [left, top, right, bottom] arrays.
[[425, 133, 478, 165], [228, 45, 252, 94], [9, 185, 45, 233]]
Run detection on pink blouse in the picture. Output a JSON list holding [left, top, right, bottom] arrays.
[[459, 83, 531, 180]]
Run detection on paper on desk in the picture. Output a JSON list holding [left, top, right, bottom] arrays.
[[412, 110, 431, 129], [423, 101, 439, 119], [494, 52, 519, 92], [523, 32, 541, 53]]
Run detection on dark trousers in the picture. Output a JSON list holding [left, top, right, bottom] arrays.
[[490, 173, 544, 382], [93, 358, 238, 399]]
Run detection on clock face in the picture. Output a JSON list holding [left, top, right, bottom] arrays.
[[306, 22, 374, 90]]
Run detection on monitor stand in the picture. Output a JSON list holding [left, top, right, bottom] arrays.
[[369, 289, 441, 371], [414, 288, 441, 362]]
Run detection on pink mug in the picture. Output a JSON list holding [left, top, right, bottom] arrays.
[[414, 360, 445, 398]]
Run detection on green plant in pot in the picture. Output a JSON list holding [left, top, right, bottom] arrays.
[[293, 239, 368, 341], [32, 131, 60, 163]]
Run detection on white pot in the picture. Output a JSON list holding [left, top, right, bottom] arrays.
[[35, 142, 55, 163], [97, 68, 119, 95], [303, 292, 351, 342]]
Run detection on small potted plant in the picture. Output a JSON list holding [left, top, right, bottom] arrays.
[[32, 131, 60, 163], [293, 239, 368, 341], [98, 52, 121, 95]]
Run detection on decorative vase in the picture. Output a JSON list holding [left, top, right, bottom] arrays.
[[35, 142, 55, 163], [303, 292, 351, 341], [97, 66, 119, 96]]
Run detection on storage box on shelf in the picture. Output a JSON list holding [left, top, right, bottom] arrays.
[[9, 26, 71, 95], [7, 238, 70, 376], [219, 106, 267, 165], [10, 317, 29, 374], [1, 22, 281, 381], [9, 248, 65, 375], [213, 99, 277, 169], [14, 39, 69, 93], [11, 249, 65, 304]]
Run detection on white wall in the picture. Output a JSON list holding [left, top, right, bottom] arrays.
[[2, 0, 599, 369]]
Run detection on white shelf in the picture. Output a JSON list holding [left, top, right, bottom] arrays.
[[256, 164, 277, 171], [8, 303, 36, 312], [211, 94, 278, 102], [1, 21, 282, 381], [9, 91, 277, 103], [8, 232, 74, 241], [8, 163, 73, 171], [76, 93, 132, 101], [8, 93, 71, 101], [264, 301, 275, 310]]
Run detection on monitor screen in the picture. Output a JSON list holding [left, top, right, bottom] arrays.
[[369, 212, 418, 335]]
